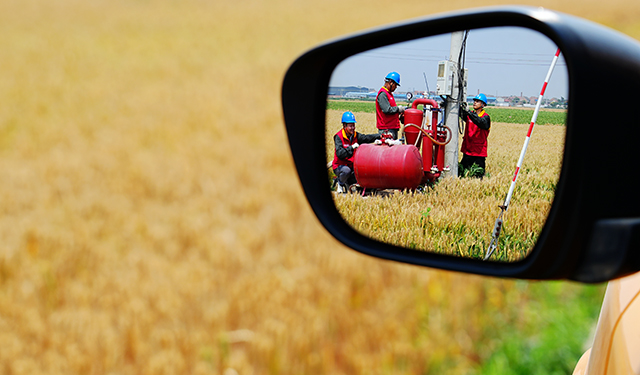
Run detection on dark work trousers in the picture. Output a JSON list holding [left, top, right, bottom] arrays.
[[459, 154, 486, 178], [334, 165, 357, 186]]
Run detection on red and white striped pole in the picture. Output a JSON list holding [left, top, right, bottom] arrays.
[[484, 48, 561, 261]]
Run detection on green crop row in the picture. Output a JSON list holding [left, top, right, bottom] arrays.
[[490, 107, 567, 125], [327, 100, 376, 114]]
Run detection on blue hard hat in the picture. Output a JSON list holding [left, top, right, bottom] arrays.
[[385, 71, 401, 86], [341, 111, 356, 124], [473, 93, 487, 105]]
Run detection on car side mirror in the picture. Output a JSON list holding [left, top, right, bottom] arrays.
[[282, 6, 640, 283]]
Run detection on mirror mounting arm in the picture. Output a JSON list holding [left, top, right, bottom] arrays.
[[573, 219, 640, 283]]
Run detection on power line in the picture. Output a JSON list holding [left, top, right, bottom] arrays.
[[350, 51, 566, 66]]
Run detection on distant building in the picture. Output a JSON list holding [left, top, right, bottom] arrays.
[[495, 97, 509, 107], [328, 86, 370, 97], [343, 92, 368, 99]]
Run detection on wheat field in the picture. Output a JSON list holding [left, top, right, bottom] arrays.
[[0, 0, 637, 374]]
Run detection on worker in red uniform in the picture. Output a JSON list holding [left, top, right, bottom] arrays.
[[459, 93, 491, 178], [375, 71, 405, 140], [332, 111, 381, 193]]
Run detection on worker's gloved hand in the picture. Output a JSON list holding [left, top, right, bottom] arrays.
[[385, 139, 402, 146], [352, 143, 359, 149], [460, 102, 468, 111], [398, 106, 405, 113], [374, 139, 383, 145]]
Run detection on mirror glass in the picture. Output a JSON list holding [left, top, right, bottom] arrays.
[[326, 27, 568, 262]]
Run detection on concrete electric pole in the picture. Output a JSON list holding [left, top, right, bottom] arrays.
[[443, 31, 467, 178]]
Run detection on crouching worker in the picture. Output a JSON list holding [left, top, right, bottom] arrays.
[[332, 111, 381, 193]]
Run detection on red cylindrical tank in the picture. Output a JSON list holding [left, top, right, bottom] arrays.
[[436, 129, 446, 170], [354, 144, 423, 189], [405, 98, 440, 147], [422, 134, 433, 173], [403, 107, 423, 147]]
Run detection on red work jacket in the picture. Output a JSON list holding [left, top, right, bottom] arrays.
[[332, 129, 357, 170], [461, 110, 490, 157], [375, 87, 399, 130]]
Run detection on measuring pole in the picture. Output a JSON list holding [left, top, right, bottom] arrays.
[[443, 31, 465, 178], [484, 48, 561, 261]]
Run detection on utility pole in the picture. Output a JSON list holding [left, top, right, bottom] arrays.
[[443, 31, 467, 178]]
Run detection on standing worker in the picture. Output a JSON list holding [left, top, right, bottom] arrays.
[[376, 71, 405, 140], [332, 111, 381, 193], [459, 93, 491, 178]]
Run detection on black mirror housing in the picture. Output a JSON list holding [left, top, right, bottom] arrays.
[[282, 6, 640, 283]]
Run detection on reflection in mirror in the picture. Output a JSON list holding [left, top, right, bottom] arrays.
[[326, 27, 568, 262]]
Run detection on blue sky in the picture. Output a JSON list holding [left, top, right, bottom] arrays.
[[329, 27, 569, 99]]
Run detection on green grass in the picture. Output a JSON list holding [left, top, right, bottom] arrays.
[[477, 281, 604, 375], [327, 100, 378, 114], [489, 107, 567, 126]]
